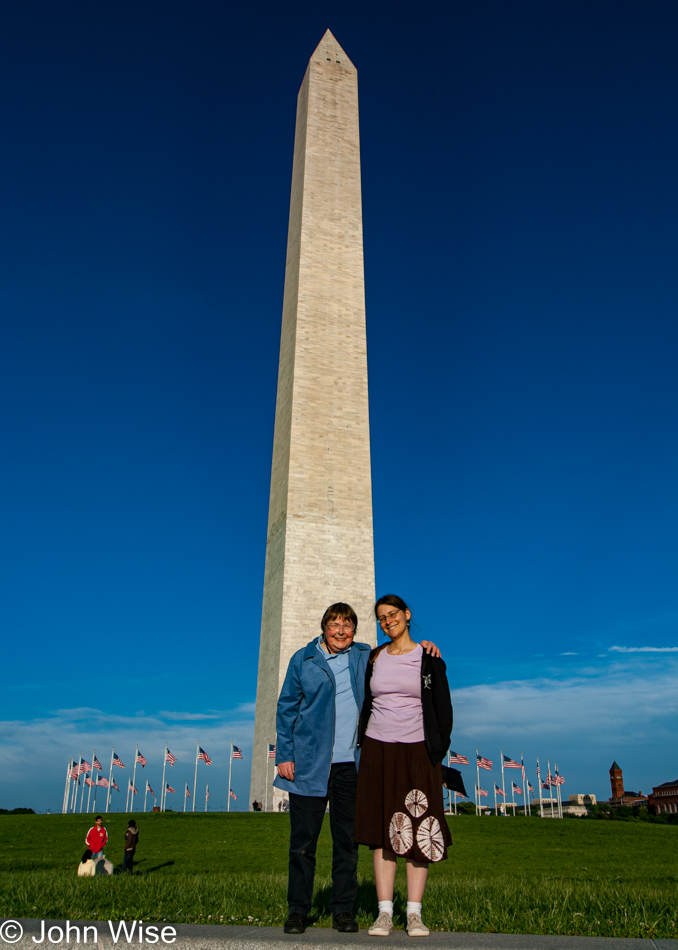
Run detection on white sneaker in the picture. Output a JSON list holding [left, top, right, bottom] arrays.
[[368, 912, 393, 936], [407, 913, 429, 936]]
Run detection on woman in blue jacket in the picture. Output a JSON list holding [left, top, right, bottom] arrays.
[[274, 602, 439, 935]]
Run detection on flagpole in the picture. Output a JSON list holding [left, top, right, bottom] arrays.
[[161, 742, 167, 812], [521, 755, 527, 817], [78, 758, 88, 813], [192, 742, 199, 813], [92, 758, 98, 814], [500, 749, 506, 816], [547, 759, 555, 817], [184, 783, 187, 813], [144, 781, 148, 813], [62, 760, 71, 814], [510, 777, 516, 814], [130, 744, 138, 814], [85, 750, 93, 813], [265, 742, 269, 813], [72, 754, 82, 814], [493, 783, 497, 816], [68, 769, 74, 814], [70, 766, 79, 813], [205, 783, 209, 813], [536, 756, 544, 818], [105, 749, 114, 813], [228, 741, 233, 814], [454, 791, 458, 816], [475, 747, 480, 817], [555, 763, 563, 818]]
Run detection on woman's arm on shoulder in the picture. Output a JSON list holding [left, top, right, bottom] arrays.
[[421, 640, 442, 658]]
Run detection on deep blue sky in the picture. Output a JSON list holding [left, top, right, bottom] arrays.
[[2, 0, 677, 812]]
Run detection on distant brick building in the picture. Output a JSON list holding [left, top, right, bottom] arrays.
[[608, 761, 645, 806], [648, 779, 678, 815]]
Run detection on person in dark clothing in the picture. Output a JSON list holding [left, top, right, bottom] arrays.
[[122, 820, 139, 873]]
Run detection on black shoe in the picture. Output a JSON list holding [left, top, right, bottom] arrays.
[[333, 912, 359, 933], [284, 913, 308, 934]]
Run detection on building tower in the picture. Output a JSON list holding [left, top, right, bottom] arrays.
[[250, 31, 376, 808], [609, 760, 624, 800]]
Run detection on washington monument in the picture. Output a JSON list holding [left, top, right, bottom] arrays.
[[250, 31, 376, 807]]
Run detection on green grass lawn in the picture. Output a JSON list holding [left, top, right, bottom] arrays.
[[0, 812, 676, 937]]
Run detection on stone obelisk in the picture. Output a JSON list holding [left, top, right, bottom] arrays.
[[250, 31, 376, 808]]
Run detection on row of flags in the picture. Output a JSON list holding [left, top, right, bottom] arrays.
[[444, 749, 566, 818], [62, 742, 246, 814]]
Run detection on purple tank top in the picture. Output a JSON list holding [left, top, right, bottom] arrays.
[[365, 643, 425, 743]]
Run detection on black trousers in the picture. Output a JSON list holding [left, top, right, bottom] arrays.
[[122, 850, 134, 873], [287, 762, 358, 916]]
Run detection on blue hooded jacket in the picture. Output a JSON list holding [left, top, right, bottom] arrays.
[[273, 637, 372, 797]]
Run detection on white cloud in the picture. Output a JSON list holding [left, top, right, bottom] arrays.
[[609, 645, 678, 653], [0, 705, 256, 811], [559, 652, 578, 656], [450, 659, 678, 798]]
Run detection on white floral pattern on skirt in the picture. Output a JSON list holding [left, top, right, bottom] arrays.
[[389, 811, 413, 854], [416, 816, 446, 861], [405, 788, 429, 818]]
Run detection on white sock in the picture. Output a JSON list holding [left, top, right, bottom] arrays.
[[407, 901, 422, 918], [377, 900, 393, 917]]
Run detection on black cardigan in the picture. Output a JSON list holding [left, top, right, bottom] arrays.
[[357, 645, 453, 766]]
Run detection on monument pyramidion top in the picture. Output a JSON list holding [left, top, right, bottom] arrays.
[[310, 29, 355, 71]]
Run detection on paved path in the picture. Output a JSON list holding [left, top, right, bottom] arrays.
[[1, 919, 676, 950]]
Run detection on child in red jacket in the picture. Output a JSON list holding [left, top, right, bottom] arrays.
[[85, 815, 108, 858]]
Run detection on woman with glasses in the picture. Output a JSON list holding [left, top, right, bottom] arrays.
[[274, 602, 441, 935], [355, 594, 452, 937]]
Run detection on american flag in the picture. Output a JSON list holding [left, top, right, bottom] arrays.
[[229, 789, 237, 800], [557, 774, 565, 785], [136, 751, 147, 768], [503, 755, 522, 769], [541, 781, 549, 790], [494, 784, 506, 797], [232, 746, 243, 759], [70, 765, 80, 780], [166, 749, 176, 766], [185, 786, 191, 798], [198, 747, 212, 765], [512, 782, 523, 795], [547, 769, 554, 786], [129, 782, 138, 795], [268, 744, 276, 759], [454, 791, 465, 798], [166, 783, 175, 794], [477, 754, 493, 770], [96, 776, 109, 788], [528, 781, 534, 793], [112, 779, 120, 792], [85, 777, 95, 787], [113, 753, 125, 769], [93, 757, 103, 771], [448, 751, 469, 765], [476, 786, 488, 797], [147, 783, 155, 796], [206, 786, 210, 802], [80, 760, 92, 774]]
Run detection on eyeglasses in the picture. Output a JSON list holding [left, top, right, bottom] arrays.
[[326, 621, 355, 632], [377, 609, 401, 626]]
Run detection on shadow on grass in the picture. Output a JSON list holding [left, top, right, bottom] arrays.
[[311, 879, 378, 923], [140, 861, 175, 874]]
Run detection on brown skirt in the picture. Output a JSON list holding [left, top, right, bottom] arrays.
[[354, 736, 452, 863]]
